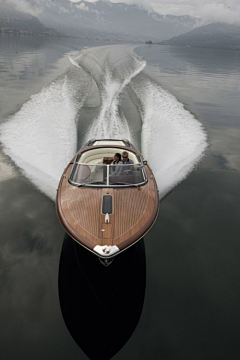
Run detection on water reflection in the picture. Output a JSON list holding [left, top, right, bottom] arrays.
[[58, 234, 146, 360]]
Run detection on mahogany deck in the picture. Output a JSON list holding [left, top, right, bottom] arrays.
[[56, 148, 159, 255]]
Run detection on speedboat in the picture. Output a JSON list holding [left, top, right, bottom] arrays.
[[56, 139, 159, 265]]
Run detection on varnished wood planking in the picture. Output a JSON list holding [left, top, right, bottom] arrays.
[[101, 224, 113, 239], [58, 166, 100, 246], [114, 171, 158, 249], [113, 186, 149, 240], [67, 186, 101, 238], [57, 162, 159, 251]]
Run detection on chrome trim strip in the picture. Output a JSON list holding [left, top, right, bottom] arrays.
[[68, 180, 147, 188], [78, 162, 141, 166]]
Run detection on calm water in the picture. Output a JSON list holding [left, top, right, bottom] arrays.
[[1, 34, 240, 360]]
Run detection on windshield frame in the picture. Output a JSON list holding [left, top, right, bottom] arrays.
[[68, 162, 148, 188]]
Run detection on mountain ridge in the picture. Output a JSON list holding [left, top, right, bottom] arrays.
[[0, 2, 59, 35], [0, 0, 200, 41], [158, 23, 240, 51]]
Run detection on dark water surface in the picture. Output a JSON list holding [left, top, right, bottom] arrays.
[[1, 34, 240, 360]]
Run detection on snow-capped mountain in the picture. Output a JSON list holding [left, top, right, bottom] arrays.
[[1, 0, 200, 41]]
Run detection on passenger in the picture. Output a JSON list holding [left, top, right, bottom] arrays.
[[110, 153, 123, 177], [122, 151, 134, 174]]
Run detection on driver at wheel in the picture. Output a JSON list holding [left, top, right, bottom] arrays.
[[122, 151, 134, 174]]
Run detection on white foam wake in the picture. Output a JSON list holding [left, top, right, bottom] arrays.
[[0, 44, 207, 203], [132, 79, 207, 199], [69, 55, 81, 68], [84, 57, 146, 142], [0, 77, 82, 200]]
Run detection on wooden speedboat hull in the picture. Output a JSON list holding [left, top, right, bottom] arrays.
[[56, 143, 159, 260]]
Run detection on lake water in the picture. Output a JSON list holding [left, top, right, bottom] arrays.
[[0, 33, 240, 360]]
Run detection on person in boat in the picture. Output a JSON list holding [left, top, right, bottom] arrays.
[[110, 153, 123, 177], [122, 151, 134, 174]]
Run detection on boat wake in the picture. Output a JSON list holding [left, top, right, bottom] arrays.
[[84, 57, 146, 141], [0, 44, 207, 200], [0, 66, 92, 199], [131, 76, 207, 198]]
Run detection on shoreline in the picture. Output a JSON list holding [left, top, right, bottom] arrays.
[[0, 28, 73, 38]]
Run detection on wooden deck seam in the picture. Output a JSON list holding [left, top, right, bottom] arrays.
[[112, 185, 150, 240]]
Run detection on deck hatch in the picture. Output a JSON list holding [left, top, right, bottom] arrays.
[[102, 195, 113, 214]]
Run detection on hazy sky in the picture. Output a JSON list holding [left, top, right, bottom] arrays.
[[2, 0, 240, 24]]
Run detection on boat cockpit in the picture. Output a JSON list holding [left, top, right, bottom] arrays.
[[69, 146, 147, 188]]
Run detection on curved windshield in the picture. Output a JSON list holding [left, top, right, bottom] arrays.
[[69, 163, 147, 187]]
